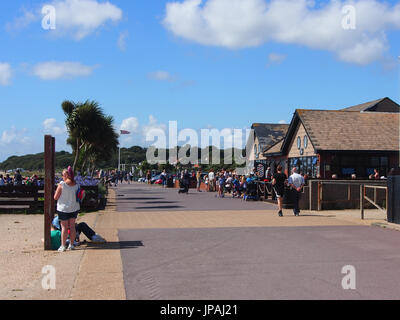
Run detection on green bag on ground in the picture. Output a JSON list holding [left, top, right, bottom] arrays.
[[51, 230, 61, 250]]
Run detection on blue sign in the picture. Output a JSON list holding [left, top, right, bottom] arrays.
[[342, 168, 355, 175]]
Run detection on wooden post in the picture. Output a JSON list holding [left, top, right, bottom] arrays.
[[51, 137, 55, 216], [44, 135, 55, 251], [360, 184, 364, 220], [348, 184, 351, 201], [386, 186, 389, 214], [317, 182, 322, 211]]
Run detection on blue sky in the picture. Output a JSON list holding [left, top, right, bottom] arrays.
[[0, 0, 400, 161]]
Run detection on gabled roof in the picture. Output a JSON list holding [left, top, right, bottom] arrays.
[[251, 123, 289, 152], [282, 110, 400, 152], [264, 139, 284, 155], [341, 97, 400, 113]]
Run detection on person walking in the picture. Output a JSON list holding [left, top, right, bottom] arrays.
[[217, 173, 225, 198], [288, 168, 305, 216], [196, 169, 202, 192], [14, 170, 23, 186], [146, 170, 152, 184], [208, 169, 215, 192], [54, 166, 80, 252], [161, 169, 168, 188], [272, 165, 287, 217], [183, 170, 190, 194]]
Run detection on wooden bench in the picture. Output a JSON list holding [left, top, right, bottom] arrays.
[[0, 185, 100, 213], [0, 185, 44, 213]]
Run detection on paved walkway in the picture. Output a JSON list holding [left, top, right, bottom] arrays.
[[71, 183, 400, 300], [116, 184, 277, 212], [3, 182, 399, 300]]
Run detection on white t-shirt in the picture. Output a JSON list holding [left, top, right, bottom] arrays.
[[209, 172, 215, 181], [288, 173, 305, 189], [57, 181, 80, 213]]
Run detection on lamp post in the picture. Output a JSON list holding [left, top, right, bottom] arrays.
[[119, 130, 131, 171]]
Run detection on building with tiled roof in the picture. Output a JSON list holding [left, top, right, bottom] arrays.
[[262, 98, 400, 179], [247, 123, 289, 162]]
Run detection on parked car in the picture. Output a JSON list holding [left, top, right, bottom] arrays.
[[150, 174, 161, 184]]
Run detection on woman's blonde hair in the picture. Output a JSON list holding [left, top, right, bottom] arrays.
[[63, 166, 75, 182]]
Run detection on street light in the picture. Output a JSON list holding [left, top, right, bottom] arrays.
[[119, 130, 131, 171]]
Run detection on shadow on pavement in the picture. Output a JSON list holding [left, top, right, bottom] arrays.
[[134, 205, 184, 210], [84, 241, 144, 250], [119, 197, 165, 201], [139, 201, 179, 204], [295, 214, 337, 218]]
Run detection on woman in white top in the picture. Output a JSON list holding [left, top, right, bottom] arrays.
[[54, 167, 80, 252]]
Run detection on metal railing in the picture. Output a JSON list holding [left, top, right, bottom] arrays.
[[315, 180, 387, 217], [361, 185, 388, 220]]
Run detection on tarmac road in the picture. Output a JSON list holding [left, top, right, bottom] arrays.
[[119, 225, 400, 300], [116, 183, 277, 212], [115, 183, 400, 300]]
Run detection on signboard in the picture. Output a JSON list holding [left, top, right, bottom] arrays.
[[255, 161, 266, 179]]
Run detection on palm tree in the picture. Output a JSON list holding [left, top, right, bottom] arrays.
[[62, 100, 119, 172]]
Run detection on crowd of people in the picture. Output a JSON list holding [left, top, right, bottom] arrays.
[[0, 170, 103, 187], [102, 170, 134, 187], [0, 170, 43, 187], [164, 166, 305, 217]]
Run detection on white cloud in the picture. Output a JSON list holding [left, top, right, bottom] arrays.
[[33, 61, 96, 80], [119, 116, 168, 148], [279, 120, 287, 124], [6, 9, 38, 31], [267, 53, 287, 66], [0, 63, 12, 86], [0, 127, 31, 146], [163, 0, 400, 65], [142, 115, 168, 138], [9, 0, 122, 40], [120, 117, 139, 133], [43, 118, 67, 135], [147, 71, 176, 82], [118, 31, 129, 51]]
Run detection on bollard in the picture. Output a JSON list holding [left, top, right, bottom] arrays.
[[387, 171, 400, 224]]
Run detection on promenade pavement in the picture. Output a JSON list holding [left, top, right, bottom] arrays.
[[1, 182, 399, 300]]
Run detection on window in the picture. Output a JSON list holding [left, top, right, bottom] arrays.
[[297, 136, 301, 150], [289, 156, 319, 178], [304, 136, 308, 149], [370, 157, 379, 167]]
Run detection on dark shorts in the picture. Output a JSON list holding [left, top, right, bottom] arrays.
[[275, 187, 285, 198], [57, 211, 79, 221]]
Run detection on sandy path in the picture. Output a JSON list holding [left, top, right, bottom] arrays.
[[0, 213, 95, 300]]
